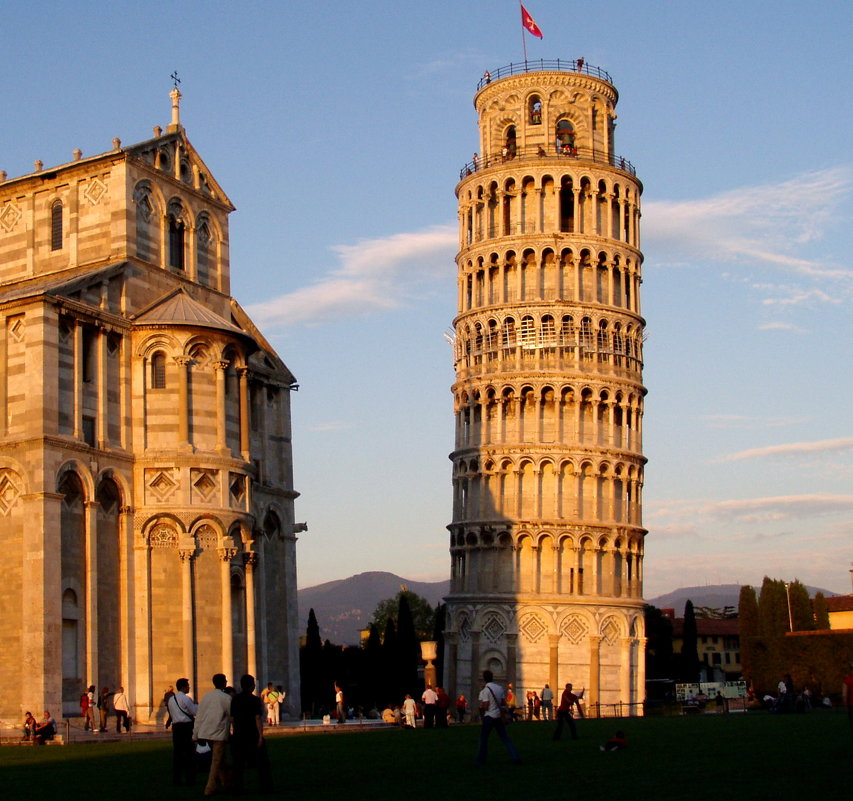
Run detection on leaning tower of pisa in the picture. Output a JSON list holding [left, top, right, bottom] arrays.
[[444, 60, 647, 715]]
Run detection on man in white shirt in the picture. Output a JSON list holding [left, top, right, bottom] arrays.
[[167, 678, 198, 787], [193, 673, 233, 796], [112, 686, 131, 733], [475, 670, 521, 765], [422, 684, 438, 728]]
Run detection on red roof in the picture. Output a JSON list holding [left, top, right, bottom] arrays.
[[826, 595, 853, 612]]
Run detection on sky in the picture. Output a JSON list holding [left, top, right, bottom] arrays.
[[3, 1, 852, 599]]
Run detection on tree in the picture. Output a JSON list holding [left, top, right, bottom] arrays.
[[396, 593, 421, 697], [300, 608, 324, 714], [432, 602, 446, 687], [738, 585, 759, 683], [758, 576, 789, 636], [788, 579, 815, 631], [644, 605, 674, 680], [679, 600, 700, 683], [813, 592, 830, 630], [371, 590, 435, 640]]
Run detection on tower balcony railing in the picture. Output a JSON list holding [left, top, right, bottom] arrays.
[[477, 59, 613, 91], [459, 144, 636, 181]]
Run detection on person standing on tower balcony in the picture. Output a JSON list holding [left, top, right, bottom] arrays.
[[475, 670, 521, 766]]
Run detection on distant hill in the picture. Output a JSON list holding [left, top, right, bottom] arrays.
[[297, 571, 450, 645], [646, 583, 838, 615]]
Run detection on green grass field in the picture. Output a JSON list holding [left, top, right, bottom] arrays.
[[3, 712, 850, 800]]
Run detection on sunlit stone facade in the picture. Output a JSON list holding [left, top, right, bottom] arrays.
[[444, 63, 647, 714], [0, 91, 301, 724]]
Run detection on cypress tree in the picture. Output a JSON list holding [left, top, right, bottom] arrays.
[[396, 593, 421, 697], [758, 576, 789, 636], [363, 623, 382, 709], [381, 618, 399, 703], [679, 600, 700, 683], [738, 585, 759, 683], [301, 608, 323, 715], [432, 602, 446, 688], [813, 592, 830, 630]]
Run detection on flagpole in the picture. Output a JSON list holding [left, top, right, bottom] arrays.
[[520, 1, 528, 63]]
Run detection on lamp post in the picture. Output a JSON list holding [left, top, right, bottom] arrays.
[[420, 641, 437, 689], [784, 582, 793, 632]]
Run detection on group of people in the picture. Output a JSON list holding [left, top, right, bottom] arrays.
[[21, 710, 57, 744], [80, 684, 132, 733], [259, 683, 286, 727], [168, 673, 274, 795]]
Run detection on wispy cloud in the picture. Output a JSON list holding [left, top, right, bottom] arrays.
[[645, 167, 853, 281], [719, 436, 853, 462], [246, 225, 456, 327], [647, 493, 853, 524], [700, 413, 809, 429]]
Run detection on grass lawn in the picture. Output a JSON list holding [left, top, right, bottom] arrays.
[[2, 712, 850, 800]]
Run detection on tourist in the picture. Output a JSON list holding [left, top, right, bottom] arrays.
[[600, 729, 628, 752], [33, 711, 56, 745], [455, 694, 467, 724], [22, 711, 36, 741], [422, 684, 438, 728], [85, 685, 97, 731], [435, 686, 450, 727], [97, 686, 111, 732], [402, 694, 417, 728], [552, 682, 583, 741], [113, 686, 131, 733], [231, 674, 273, 794], [541, 683, 554, 720], [334, 682, 345, 723], [167, 677, 198, 787], [194, 673, 232, 796], [475, 670, 520, 765]]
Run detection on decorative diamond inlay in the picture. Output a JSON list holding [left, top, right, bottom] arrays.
[[0, 471, 21, 515], [9, 318, 24, 342], [0, 203, 22, 232], [83, 178, 107, 206], [483, 614, 506, 643], [192, 470, 217, 501], [148, 470, 177, 502], [519, 613, 547, 643], [560, 614, 589, 645], [457, 612, 471, 641], [601, 616, 620, 646]]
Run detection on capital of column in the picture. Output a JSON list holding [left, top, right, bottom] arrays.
[[242, 552, 258, 568], [212, 360, 230, 372], [218, 547, 239, 562], [178, 548, 196, 562], [174, 355, 191, 367]]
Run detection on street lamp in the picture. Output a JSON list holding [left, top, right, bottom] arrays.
[[784, 582, 793, 632]]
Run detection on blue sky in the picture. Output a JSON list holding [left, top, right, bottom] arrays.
[[4, 1, 852, 597]]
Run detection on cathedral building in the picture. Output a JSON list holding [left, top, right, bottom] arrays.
[[445, 61, 647, 713], [0, 89, 301, 723]]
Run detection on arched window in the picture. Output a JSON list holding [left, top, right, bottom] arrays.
[[51, 200, 63, 251], [556, 120, 576, 154], [529, 95, 542, 125], [167, 201, 185, 270], [151, 351, 167, 389], [504, 125, 517, 159]]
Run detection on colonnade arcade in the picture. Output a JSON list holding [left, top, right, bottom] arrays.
[[458, 245, 641, 315]]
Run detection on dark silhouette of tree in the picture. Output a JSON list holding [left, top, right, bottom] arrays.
[[432, 603, 446, 687], [396, 593, 421, 697], [788, 579, 814, 631], [679, 600, 700, 682], [300, 608, 324, 714], [372, 590, 435, 640], [813, 592, 830, 630], [381, 617, 399, 704], [738, 585, 759, 683], [644, 605, 674, 680], [758, 576, 789, 636], [362, 623, 382, 709]]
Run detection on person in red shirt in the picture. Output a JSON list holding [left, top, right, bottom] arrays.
[[552, 682, 583, 741]]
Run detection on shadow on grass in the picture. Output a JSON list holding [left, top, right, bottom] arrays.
[[3, 712, 849, 801]]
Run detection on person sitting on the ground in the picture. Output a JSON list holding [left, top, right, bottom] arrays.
[[22, 711, 37, 740], [600, 730, 627, 751], [381, 706, 396, 724], [34, 711, 56, 744]]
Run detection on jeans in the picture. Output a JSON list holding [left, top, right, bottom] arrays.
[[475, 715, 520, 764]]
